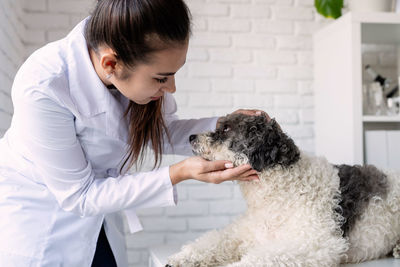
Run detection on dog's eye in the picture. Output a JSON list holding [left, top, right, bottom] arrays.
[[223, 125, 231, 132]]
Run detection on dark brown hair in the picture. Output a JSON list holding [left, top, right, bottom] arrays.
[[84, 0, 192, 173]]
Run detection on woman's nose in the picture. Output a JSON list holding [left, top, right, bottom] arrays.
[[164, 85, 176, 94], [162, 77, 176, 94]]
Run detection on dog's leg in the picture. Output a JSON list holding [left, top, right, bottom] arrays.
[[166, 223, 243, 267], [223, 237, 345, 267], [392, 239, 400, 259], [343, 198, 400, 263], [224, 248, 341, 267]]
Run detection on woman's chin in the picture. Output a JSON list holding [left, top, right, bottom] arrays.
[[130, 98, 151, 105], [129, 96, 161, 105]]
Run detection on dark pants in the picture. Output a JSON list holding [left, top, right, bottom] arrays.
[[91, 225, 117, 267]]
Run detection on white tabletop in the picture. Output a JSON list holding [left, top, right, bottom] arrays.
[[148, 245, 400, 267]]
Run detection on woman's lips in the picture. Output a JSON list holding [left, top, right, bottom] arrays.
[[150, 95, 162, 100]]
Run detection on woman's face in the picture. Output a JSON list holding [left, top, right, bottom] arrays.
[[92, 42, 188, 105]]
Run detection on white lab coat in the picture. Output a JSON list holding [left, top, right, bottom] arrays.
[[0, 17, 218, 267]]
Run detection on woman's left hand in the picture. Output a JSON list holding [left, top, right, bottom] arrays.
[[216, 109, 271, 128]]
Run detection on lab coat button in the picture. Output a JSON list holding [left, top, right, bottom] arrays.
[[106, 168, 118, 177]]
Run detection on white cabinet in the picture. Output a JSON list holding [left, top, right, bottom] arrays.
[[365, 130, 400, 169], [314, 12, 400, 170]]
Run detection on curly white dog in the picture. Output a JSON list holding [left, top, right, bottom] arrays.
[[166, 113, 400, 267]]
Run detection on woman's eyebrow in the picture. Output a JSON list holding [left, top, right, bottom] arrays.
[[156, 60, 186, 76], [156, 72, 176, 76]]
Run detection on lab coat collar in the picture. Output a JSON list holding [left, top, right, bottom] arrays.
[[65, 17, 108, 117], [64, 17, 130, 144]]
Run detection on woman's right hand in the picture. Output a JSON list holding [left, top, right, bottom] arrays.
[[169, 156, 259, 185]]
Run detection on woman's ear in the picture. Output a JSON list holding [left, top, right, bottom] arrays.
[[101, 54, 117, 72], [99, 48, 117, 74]]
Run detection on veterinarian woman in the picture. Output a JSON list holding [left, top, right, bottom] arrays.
[[0, 0, 265, 266]]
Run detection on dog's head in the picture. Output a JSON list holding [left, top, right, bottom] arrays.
[[190, 113, 300, 172]]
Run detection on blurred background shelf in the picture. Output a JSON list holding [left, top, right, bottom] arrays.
[[314, 12, 400, 171], [363, 115, 400, 122]]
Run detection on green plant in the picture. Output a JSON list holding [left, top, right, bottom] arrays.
[[315, 0, 344, 19]]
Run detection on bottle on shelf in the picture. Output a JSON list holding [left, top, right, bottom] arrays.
[[364, 82, 388, 116], [365, 64, 391, 89], [386, 85, 399, 98], [364, 65, 398, 98]]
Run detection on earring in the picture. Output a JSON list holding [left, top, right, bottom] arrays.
[[106, 73, 113, 79]]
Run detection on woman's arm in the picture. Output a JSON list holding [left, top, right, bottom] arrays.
[[14, 90, 177, 217]]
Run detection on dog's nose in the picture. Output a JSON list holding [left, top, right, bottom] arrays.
[[189, 134, 196, 142]]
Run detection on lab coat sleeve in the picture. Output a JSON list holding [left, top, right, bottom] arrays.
[[14, 90, 176, 218], [162, 93, 220, 155]]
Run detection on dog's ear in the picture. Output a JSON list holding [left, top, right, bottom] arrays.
[[248, 120, 300, 172]]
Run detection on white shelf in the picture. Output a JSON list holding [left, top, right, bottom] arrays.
[[363, 116, 400, 122], [362, 23, 400, 44], [314, 11, 400, 166], [351, 12, 400, 24], [314, 12, 400, 45]]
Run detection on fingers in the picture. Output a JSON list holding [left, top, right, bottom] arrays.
[[254, 110, 271, 122], [210, 166, 259, 183], [217, 110, 272, 129], [232, 109, 260, 116], [207, 164, 254, 183], [232, 109, 271, 122], [238, 169, 259, 181], [191, 157, 260, 184], [229, 169, 259, 182], [240, 169, 259, 179], [240, 175, 260, 181], [222, 164, 253, 178], [259, 111, 271, 122], [200, 159, 234, 173]]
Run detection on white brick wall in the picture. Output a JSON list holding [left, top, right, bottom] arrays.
[[22, 0, 95, 57], [0, 0, 25, 137], [0, 0, 355, 266]]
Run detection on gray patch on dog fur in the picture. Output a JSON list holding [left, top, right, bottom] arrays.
[[334, 164, 389, 236]]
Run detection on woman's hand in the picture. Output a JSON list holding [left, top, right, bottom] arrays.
[[170, 156, 259, 185], [216, 109, 271, 128]]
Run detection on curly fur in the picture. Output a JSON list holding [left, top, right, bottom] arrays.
[[166, 114, 400, 267], [335, 164, 389, 236]]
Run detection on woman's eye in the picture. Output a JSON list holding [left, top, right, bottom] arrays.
[[155, 77, 168, 84]]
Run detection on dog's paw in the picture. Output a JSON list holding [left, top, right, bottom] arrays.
[[165, 258, 192, 267], [393, 240, 400, 259], [166, 254, 201, 267], [165, 260, 186, 267], [166, 255, 185, 267]]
